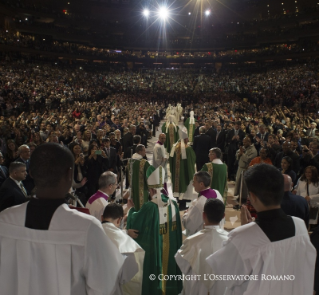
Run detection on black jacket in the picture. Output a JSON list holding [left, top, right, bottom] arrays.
[[193, 134, 212, 162], [0, 165, 9, 188], [15, 157, 35, 195], [0, 177, 27, 212], [206, 127, 217, 147], [216, 130, 226, 151]]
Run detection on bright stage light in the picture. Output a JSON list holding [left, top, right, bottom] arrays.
[[143, 9, 150, 17], [158, 7, 169, 20], [205, 9, 211, 16]]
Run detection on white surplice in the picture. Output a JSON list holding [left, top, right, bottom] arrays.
[[152, 142, 168, 181], [0, 203, 125, 295], [182, 189, 224, 236], [206, 217, 316, 295], [175, 225, 229, 295], [102, 222, 145, 295]]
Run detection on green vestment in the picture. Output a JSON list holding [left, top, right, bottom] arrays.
[[127, 195, 183, 295], [184, 118, 196, 142], [161, 123, 179, 154], [169, 141, 196, 194], [127, 158, 150, 211], [201, 162, 228, 203]]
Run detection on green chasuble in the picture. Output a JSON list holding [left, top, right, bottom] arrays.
[[169, 141, 196, 194], [184, 117, 196, 142], [201, 162, 228, 204], [161, 123, 179, 154], [127, 158, 150, 211], [127, 195, 183, 295]]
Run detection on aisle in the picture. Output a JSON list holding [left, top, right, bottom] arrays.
[[145, 120, 240, 232]]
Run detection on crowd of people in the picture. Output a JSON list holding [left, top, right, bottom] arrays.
[[0, 56, 319, 294], [2, 30, 319, 62]]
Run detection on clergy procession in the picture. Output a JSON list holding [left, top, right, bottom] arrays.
[[0, 106, 318, 295]]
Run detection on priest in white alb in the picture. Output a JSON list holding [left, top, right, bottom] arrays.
[[102, 203, 145, 295], [175, 199, 229, 295], [153, 133, 168, 183], [0, 143, 125, 295], [206, 164, 316, 295], [182, 171, 224, 236]]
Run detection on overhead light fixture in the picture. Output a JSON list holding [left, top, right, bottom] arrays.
[[158, 7, 169, 20], [143, 9, 150, 17], [205, 9, 211, 16]]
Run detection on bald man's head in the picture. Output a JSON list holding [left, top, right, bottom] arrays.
[[159, 133, 166, 144], [283, 174, 292, 192]]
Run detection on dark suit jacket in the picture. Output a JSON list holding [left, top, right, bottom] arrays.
[[0, 177, 27, 212], [206, 127, 217, 147], [256, 132, 269, 143], [194, 126, 200, 138], [193, 134, 212, 162], [216, 130, 226, 151], [122, 132, 134, 155], [15, 157, 34, 195], [0, 165, 9, 188], [281, 191, 309, 228], [226, 129, 245, 154], [104, 147, 118, 173]]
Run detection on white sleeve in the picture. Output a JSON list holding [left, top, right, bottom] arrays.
[[119, 253, 139, 285], [206, 240, 251, 295], [182, 200, 203, 236], [84, 221, 125, 295]]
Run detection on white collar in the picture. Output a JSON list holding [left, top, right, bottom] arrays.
[[204, 225, 220, 229], [212, 159, 223, 164], [132, 153, 143, 160], [10, 176, 21, 187]]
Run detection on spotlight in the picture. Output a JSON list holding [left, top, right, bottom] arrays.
[[205, 9, 211, 16], [143, 9, 150, 17], [188, 12, 191, 15], [158, 7, 169, 20]]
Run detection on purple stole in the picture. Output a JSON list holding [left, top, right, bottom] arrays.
[[156, 141, 163, 145], [87, 191, 109, 205], [200, 188, 217, 199]]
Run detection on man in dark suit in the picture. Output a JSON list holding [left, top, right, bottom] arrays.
[[255, 124, 269, 152], [281, 174, 309, 228], [102, 138, 118, 173], [0, 152, 9, 187], [226, 122, 245, 181], [122, 125, 136, 156], [205, 120, 217, 147], [193, 126, 212, 171], [16, 144, 34, 195], [0, 162, 28, 212], [216, 124, 226, 152]]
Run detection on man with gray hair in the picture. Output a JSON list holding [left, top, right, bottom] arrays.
[[182, 171, 224, 236], [16, 144, 34, 194], [0, 162, 28, 211], [86, 171, 117, 220]]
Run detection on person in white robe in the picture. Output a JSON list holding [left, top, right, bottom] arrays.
[[175, 199, 228, 295], [0, 143, 126, 295], [102, 203, 145, 295], [182, 171, 224, 236], [206, 164, 316, 295], [152, 133, 168, 181], [86, 171, 118, 220]]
